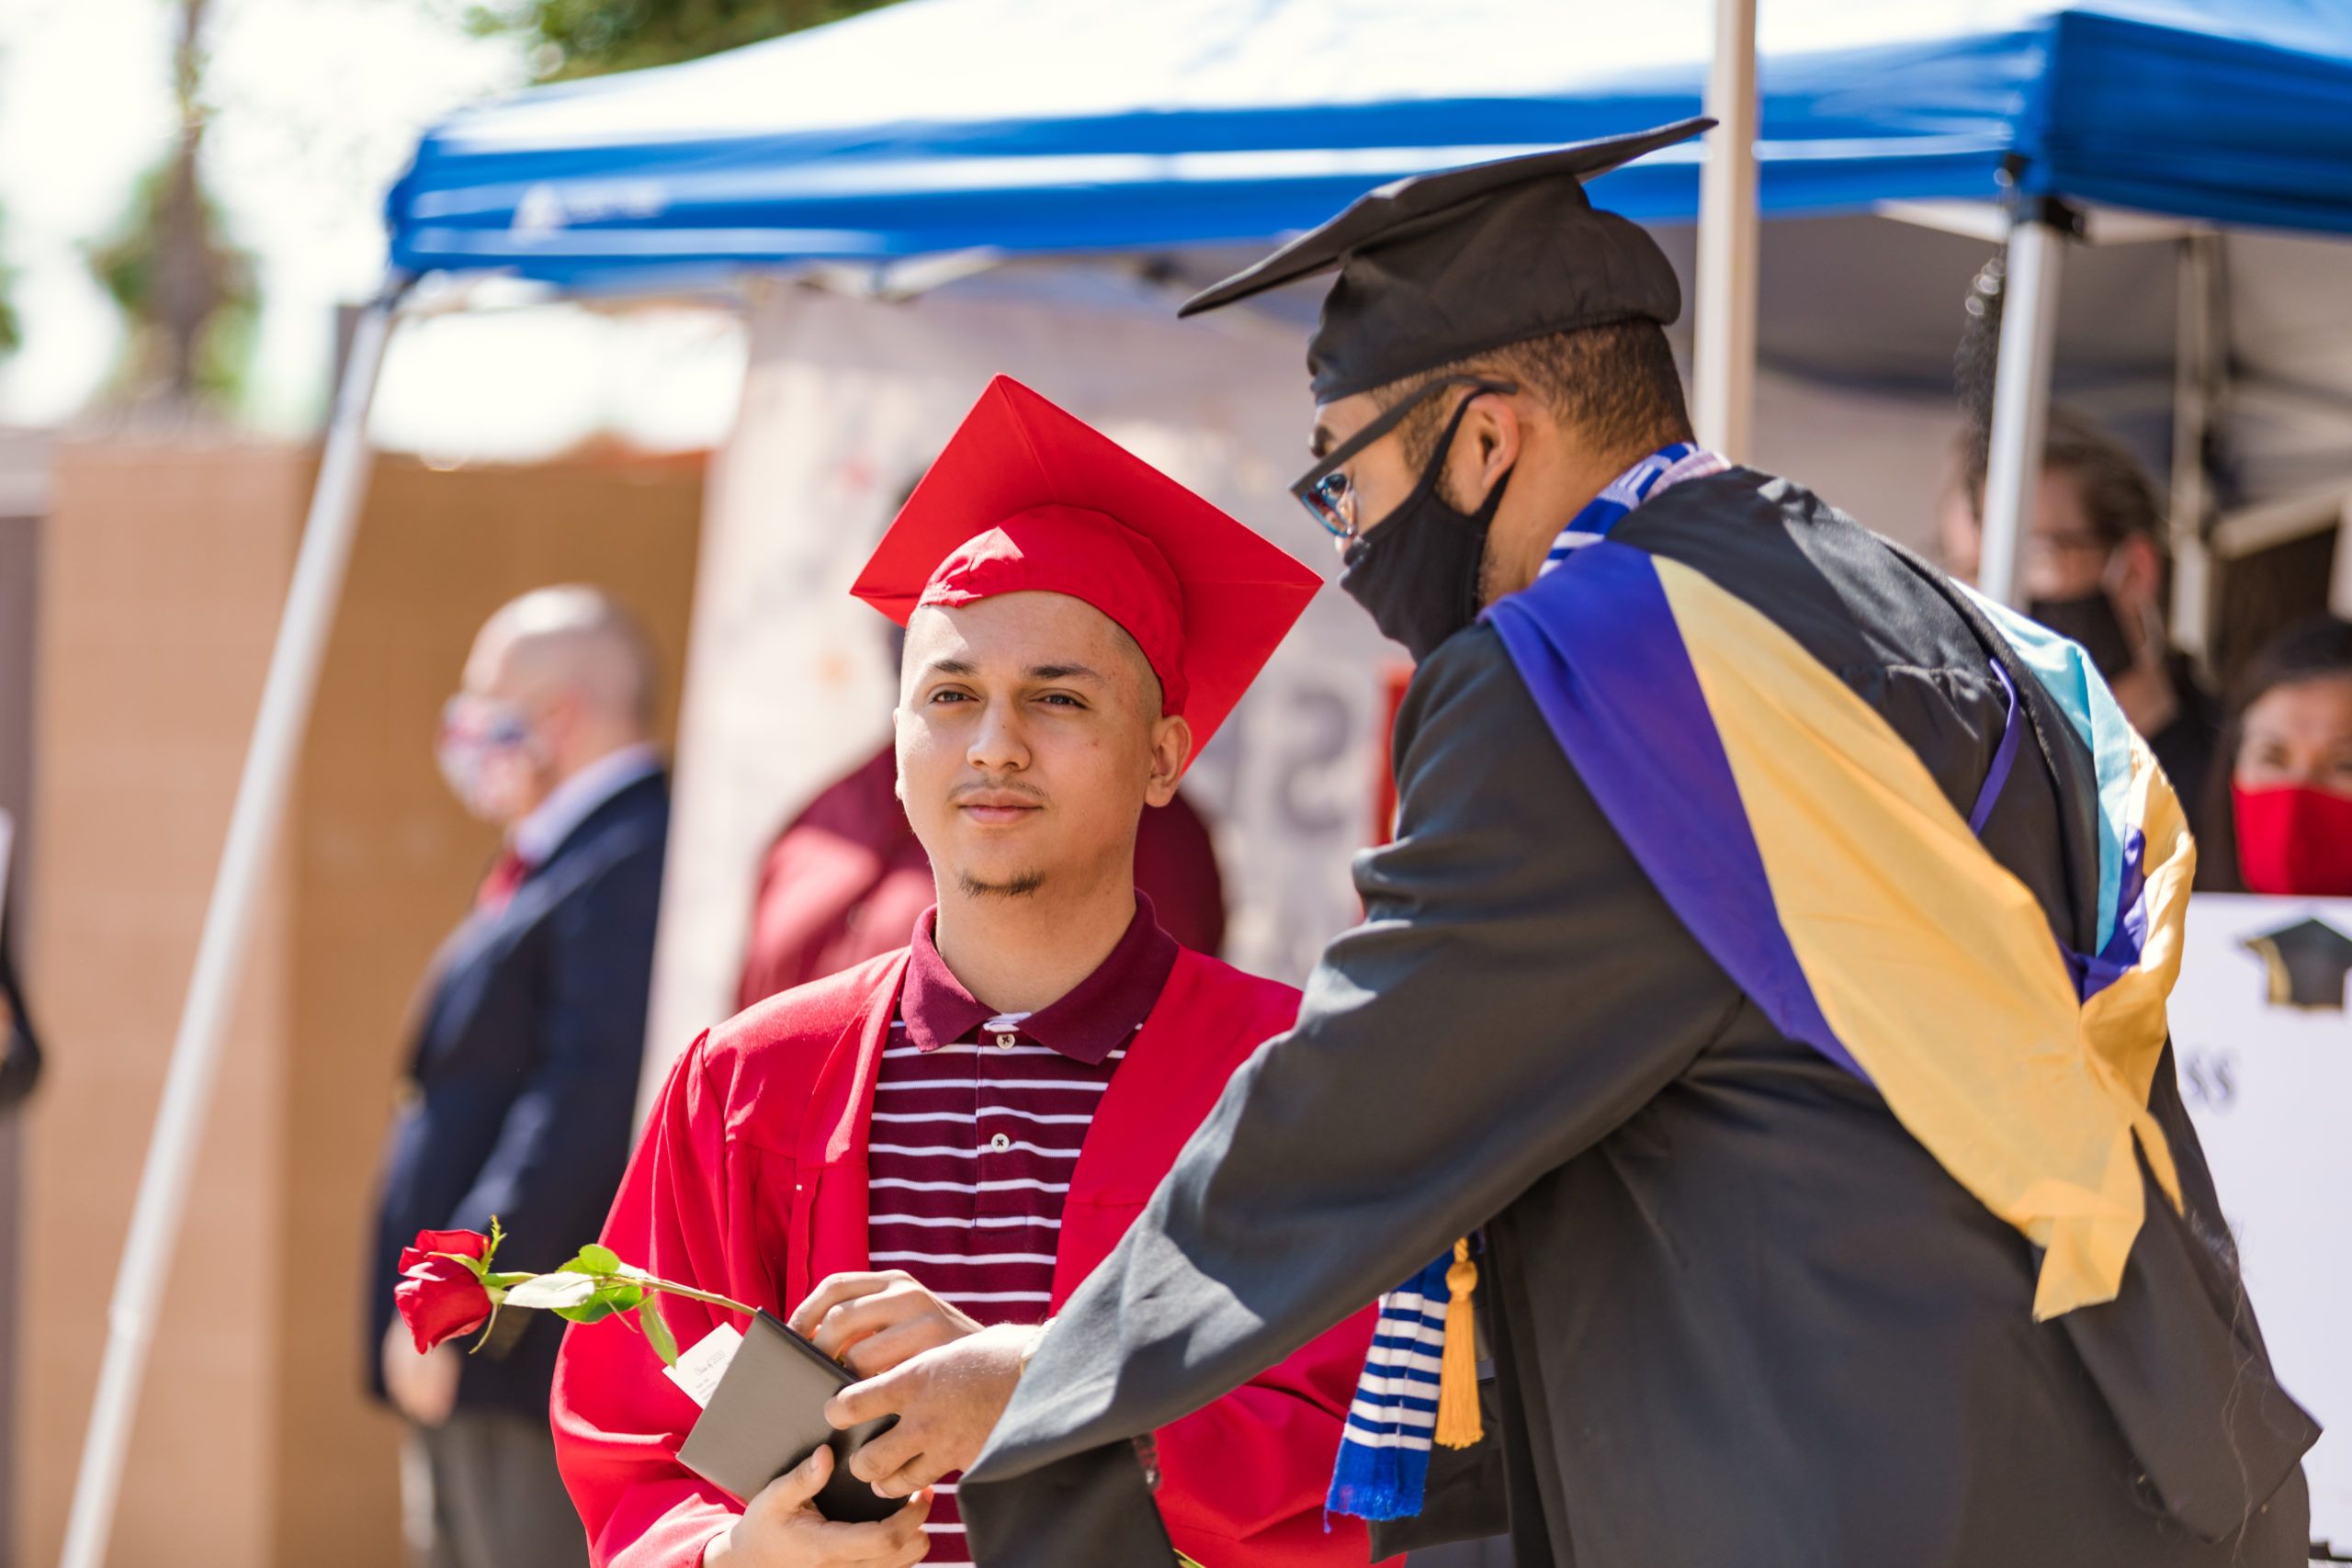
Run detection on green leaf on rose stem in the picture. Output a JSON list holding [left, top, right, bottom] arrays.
[[555, 1300, 617, 1325], [638, 1301, 680, 1367], [573, 1244, 622, 1275], [553, 1281, 643, 1326], [502, 1271, 599, 1310], [445, 1252, 492, 1282], [487, 1216, 504, 1267], [482, 1271, 534, 1289], [602, 1282, 645, 1314]]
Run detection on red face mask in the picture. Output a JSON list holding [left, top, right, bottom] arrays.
[[2233, 783, 2352, 897]]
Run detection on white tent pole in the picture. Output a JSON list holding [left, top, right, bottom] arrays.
[[1694, 0, 1760, 461], [2167, 232, 2222, 662], [58, 275, 407, 1568], [1979, 209, 2068, 607]]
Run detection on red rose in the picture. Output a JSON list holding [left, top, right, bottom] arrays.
[[394, 1229, 494, 1352]]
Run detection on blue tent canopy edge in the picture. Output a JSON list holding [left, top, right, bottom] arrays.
[[384, 2, 2352, 286]]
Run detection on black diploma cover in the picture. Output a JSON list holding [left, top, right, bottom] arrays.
[[676, 1311, 906, 1522]]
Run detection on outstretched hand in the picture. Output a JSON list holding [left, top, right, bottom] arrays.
[[826, 1322, 1036, 1500]]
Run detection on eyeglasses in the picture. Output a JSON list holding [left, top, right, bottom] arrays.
[[1290, 376, 1520, 539]]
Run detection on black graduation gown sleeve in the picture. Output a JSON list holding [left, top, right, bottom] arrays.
[[960, 624, 1745, 1562]]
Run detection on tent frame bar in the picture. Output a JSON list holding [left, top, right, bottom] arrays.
[[1876, 198, 2206, 248], [1978, 200, 2075, 607], [1694, 0, 1760, 460], [2167, 232, 2224, 662], [56, 270, 411, 1568], [2208, 485, 2352, 560]]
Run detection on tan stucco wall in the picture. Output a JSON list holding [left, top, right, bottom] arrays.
[[19, 441, 702, 1568]]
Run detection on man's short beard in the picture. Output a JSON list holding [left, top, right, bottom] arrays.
[[957, 868, 1046, 900]]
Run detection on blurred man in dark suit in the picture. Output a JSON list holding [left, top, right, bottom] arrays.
[[368, 586, 671, 1568]]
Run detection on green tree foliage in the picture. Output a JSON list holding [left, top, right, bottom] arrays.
[[0, 207, 21, 363], [469, 0, 907, 81], [85, 152, 259, 407], [84, 0, 258, 410]]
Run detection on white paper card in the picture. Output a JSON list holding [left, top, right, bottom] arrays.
[[663, 1323, 744, 1410]]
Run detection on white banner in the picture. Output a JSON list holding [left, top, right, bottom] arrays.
[[2175, 893, 2352, 1540]]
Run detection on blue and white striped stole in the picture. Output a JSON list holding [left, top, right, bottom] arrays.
[[1324, 1251, 1453, 1522]]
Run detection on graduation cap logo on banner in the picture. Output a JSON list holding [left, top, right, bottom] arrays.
[[1181, 118, 1713, 400], [2242, 915, 2352, 1011], [851, 376, 1321, 761]]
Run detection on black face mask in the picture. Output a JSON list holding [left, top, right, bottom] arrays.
[[2028, 589, 2135, 681], [1338, 407, 1513, 663]]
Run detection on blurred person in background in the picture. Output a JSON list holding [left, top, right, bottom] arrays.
[[0, 810, 39, 1109], [368, 586, 672, 1568], [2197, 614, 2352, 897], [1940, 410, 2224, 807], [735, 740, 933, 1004], [0, 917, 40, 1110]]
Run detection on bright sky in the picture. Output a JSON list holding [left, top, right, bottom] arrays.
[[0, 0, 744, 456]]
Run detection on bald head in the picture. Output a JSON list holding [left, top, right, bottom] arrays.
[[447, 588, 658, 824], [468, 586, 658, 735]]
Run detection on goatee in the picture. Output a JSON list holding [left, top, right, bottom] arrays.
[[958, 869, 1046, 899]]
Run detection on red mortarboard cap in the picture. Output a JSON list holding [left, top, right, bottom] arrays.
[[851, 376, 1320, 759]]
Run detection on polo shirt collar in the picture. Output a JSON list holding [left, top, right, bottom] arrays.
[[899, 894, 1179, 1066]]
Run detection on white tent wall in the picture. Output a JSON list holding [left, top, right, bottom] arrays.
[[640, 272, 1964, 1089]]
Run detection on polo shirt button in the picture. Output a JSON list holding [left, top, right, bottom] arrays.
[[994, 1032, 1017, 1051], [989, 1133, 1012, 1152]]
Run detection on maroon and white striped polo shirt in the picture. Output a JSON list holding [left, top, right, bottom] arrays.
[[867, 899, 1179, 1566]]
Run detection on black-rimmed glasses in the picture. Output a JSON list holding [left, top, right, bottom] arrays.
[[1290, 376, 1520, 539]]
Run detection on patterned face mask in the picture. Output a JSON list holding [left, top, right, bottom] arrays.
[[435, 694, 543, 825]]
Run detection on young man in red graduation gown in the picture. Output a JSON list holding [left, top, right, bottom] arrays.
[[551, 377, 1384, 1568]]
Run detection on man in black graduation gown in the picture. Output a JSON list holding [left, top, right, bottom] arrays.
[[954, 120, 2317, 1567]]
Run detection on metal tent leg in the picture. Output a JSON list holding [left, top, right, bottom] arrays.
[[1694, 0, 1759, 461], [2168, 232, 2223, 664], [1979, 208, 2071, 608]]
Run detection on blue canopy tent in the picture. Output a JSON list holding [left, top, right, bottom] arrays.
[[377, 0, 2352, 604], [383, 0, 2352, 279], [63, 5, 2352, 1566]]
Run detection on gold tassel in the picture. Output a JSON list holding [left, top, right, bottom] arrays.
[[1433, 1237, 1483, 1449]]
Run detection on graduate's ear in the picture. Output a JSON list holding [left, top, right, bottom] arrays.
[[1457, 390, 1523, 500], [1144, 713, 1192, 807]]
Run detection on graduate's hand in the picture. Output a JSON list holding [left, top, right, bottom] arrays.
[[828, 1322, 1035, 1498], [379, 1318, 460, 1427], [788, 1270, 984, 1378], [704, 1446, 933, 1568]]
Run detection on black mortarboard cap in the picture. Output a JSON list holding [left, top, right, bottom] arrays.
[[2243, 915, 2352, 1011], [1180, 118, 1713, 402]]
